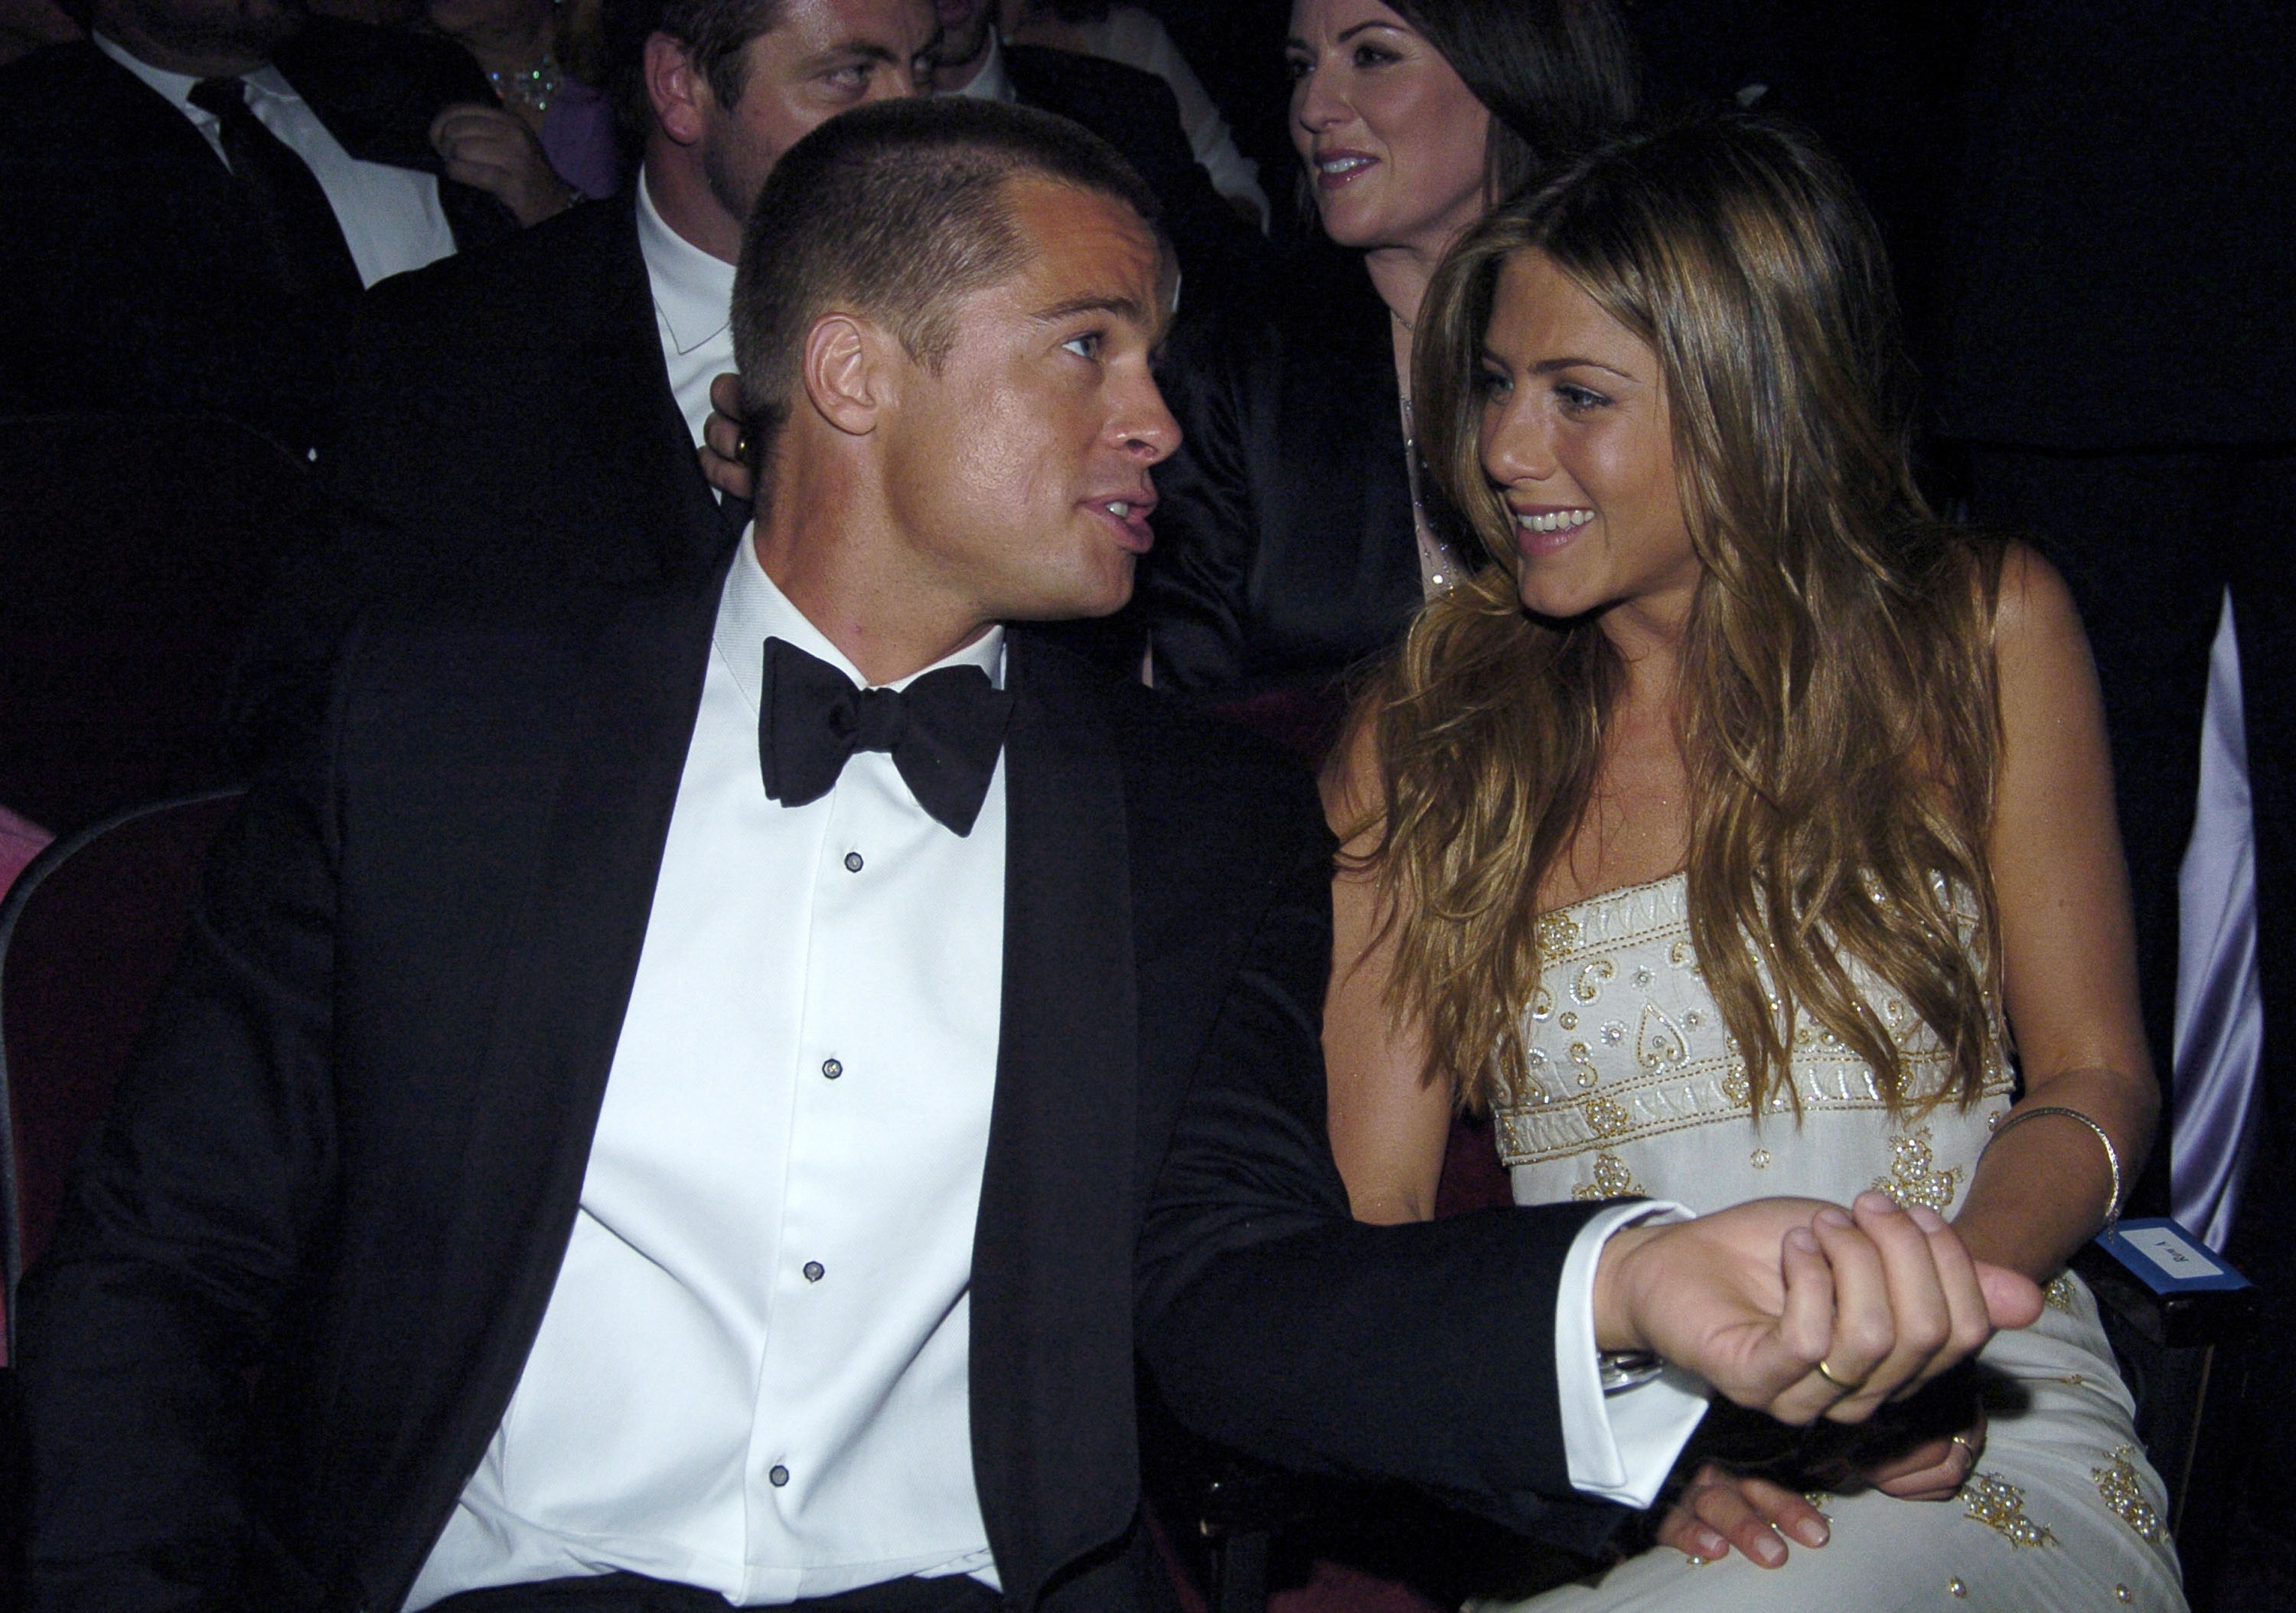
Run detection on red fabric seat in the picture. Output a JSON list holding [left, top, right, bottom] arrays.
[[0, 789, 244, 1364]]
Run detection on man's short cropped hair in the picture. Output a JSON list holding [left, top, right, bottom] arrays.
[[729, 96, 1164, 475], [602, 0, 789, 152]]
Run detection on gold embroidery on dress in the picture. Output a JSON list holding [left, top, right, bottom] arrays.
[[1539, 912, 1579, 954], [1574, 958, 1615, 1002], [1584, 1095, 1632, 1138], [1962, 1472, 2055, 1548], [2044, 1273, 2075, 1312], [1571, 1152, 1640, 1200], [1635, 1001, 1689, 1072], [2092, 1447, 2167, 1545], [1873, 1128, 1962, 1213]]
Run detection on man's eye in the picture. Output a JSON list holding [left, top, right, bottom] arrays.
[[1062, 333, 1102, 359], [825, 64, 870, 90]]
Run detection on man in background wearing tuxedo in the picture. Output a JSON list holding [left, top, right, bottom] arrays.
[[0, 0, 522, 457], [19, 96, 2035, 1613]]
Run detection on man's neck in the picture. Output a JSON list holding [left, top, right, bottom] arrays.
[[934, 25, 996, 93], [751, 464, 991, 687], [641, 144, 742, 265]]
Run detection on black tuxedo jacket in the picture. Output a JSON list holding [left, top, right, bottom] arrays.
[[1138, 244, 1425, 698], [1002, 44, 1272, 325], [0, 25, 516, 456], [23, 551, 1620, 1612], [231, 192, 738, 770]]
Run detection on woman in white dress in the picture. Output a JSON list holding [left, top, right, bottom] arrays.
[[1320, 115, 2187, 1611]]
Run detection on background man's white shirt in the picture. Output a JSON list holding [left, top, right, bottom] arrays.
[[93, 32, 458, 288]]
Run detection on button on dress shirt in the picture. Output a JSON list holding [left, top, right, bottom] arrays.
[[636, 169, 739, 447], [409, 537, 1006, 1608], [93, 33, 458, 289], [409, 537, 1699, 1606]]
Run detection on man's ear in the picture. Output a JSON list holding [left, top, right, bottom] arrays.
[[644, 32, 708, 146], [801, 313, 900, 436]]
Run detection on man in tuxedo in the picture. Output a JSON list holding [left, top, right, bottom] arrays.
[[228, 0, 940, 765], [0, 0, 520, 456], [927, 0, 1265, 312], [20, 96, 2032, 1613]]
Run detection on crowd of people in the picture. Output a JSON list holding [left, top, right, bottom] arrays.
[[0, 1, 2288, 1611]]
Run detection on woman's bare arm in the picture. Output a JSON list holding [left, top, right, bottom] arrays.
[[1953, 544, 2159, 1281], [1320, 720, 1455, 1224]]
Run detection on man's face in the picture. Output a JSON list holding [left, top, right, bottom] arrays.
[[697, 0, 938, 227], [873, 178, 1180, 625]]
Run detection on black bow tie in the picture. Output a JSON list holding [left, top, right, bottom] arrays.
[[758, 636, 1014, 836]]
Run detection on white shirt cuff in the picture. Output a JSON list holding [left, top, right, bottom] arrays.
[[1556, 1200, 1711, 1509]]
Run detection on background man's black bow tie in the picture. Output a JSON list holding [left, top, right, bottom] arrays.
[[758, 636, 1014, 836]]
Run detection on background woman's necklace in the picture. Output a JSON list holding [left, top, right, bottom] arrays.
[[487, 51, 563, 118], [1399, 392, 1465, 597]]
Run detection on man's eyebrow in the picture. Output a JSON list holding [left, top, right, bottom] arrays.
[[806, 39, 903, 65], [1030, 294, 1150, 325]]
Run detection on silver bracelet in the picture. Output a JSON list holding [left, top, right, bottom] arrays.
[[1984, 1103, 2122, 1233]]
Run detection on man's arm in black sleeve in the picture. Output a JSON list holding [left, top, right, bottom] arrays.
[[1133, 771, 1624, 1555]]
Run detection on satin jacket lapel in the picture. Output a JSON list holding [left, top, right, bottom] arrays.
[[971, 633, 1143, 1607], [399, 559, 733, 1570]]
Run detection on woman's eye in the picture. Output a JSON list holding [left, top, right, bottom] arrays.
[[1352, 42, 1396, 67], [1556, 383, 1610, 411], [1476, 367, 1512, 399], [1283, 53, 1310, 81], [1062, 333, 1102, 360]]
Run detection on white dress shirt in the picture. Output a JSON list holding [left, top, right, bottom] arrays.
[[409, 540, 1006, 1608], [637, 169, 739, 446], [93, 32, 458, 289], [409, 540, 1701, 1607]]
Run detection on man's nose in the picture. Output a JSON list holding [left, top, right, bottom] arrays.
[[1114, 376, 1182, 465]]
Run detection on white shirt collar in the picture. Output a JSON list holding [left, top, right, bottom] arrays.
[[948, 28, 1014, 104], [714, 528, 1006, 713], [93, 31, 298, 117], [637, 168, 739, 358]]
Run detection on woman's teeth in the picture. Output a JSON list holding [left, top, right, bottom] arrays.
[[1516, 509, 1594, 534]]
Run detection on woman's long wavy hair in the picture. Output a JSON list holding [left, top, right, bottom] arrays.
[[1353, 116, 2007, 1117]]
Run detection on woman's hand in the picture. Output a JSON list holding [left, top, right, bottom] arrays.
[[429, 103, 575, 227], [1865, 1406, 1986, 1501], [700, 372, 757, 501], [1657, 1462, 1828, 1567], [1655, 1409, 1985, 1568]]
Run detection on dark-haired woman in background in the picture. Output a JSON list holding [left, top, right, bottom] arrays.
[[1323, 116, 2185, 1609], [1136, 0, 1635, 712]]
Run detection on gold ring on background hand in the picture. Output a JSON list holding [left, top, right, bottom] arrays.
[[1950, 1433, 1979, 1461], [1814, 1358, 1867, 1395], [734, 429, 752, 462]]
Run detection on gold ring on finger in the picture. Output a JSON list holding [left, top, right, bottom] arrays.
[[1813, 1358, 1867, 1395], [1950, 1433, 1978, 1459]]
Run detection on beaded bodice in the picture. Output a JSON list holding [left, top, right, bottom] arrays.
[[1494, 873, 2015, 1215]]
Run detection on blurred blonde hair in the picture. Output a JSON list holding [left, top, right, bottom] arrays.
[[1352, 116, 2006, 1116]]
